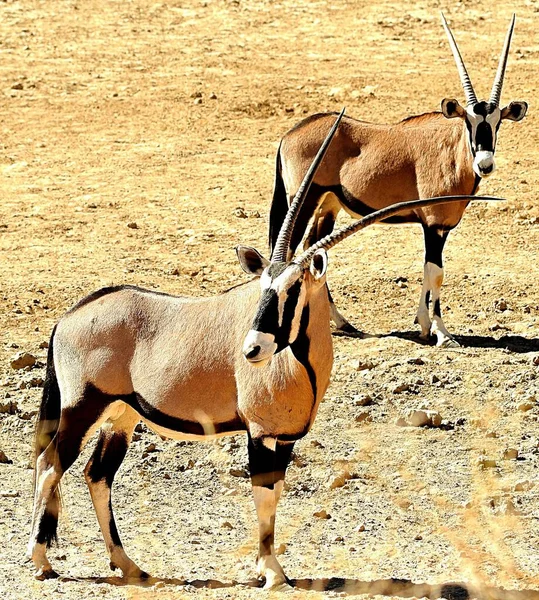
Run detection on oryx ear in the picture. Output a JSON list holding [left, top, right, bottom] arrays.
[[236, 246, 270, 276], [441, 98, 466, 119], [309, 249, 328, 281], [501, 101, 528, 122]]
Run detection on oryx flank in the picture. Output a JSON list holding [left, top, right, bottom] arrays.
[[28, 110, 500, 588], [269, 14, 527, 347]]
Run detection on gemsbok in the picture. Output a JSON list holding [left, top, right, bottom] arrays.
[[28, 110, 500, 588], [269, 14, 527, 347]]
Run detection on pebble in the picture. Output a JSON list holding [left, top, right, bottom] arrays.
[[127, 222, 138, 229], [209, 92, 217, 100], [503, 448, 519, 460], [229, 468, 249, 479], [518, 401, 535, 412], [393, 383, 411, 394], [514, 480, 534, 492], [313, 509, 331, 519], [401, 409, 442, 428], [220, 520, 234, 530], [0, 401, 18, 415], [355, 411, 372, 424], [478, 456, 498, 469], [354, 394, 373, 406], [10, 352, 36, 370], [355, 360, 375, 371], [0, 490, 19, 497], [0, 450, 13, 464], [275, 543, 286, 555], [11, 82, 24, 90], [233, 207, 248, 219], [355, 524, 366, 532], [329, 470, 352, 490], [533, 356, 539, 367]]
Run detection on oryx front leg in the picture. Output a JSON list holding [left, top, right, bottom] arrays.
[[417, 225, 458, 347], [248, 436, 294, 590], [83, 407, 147, 580]]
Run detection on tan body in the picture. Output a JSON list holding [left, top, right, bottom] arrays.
[[271, 111, 479, 346], [280, 112, 475, 227], [56, 283, 332, 439]]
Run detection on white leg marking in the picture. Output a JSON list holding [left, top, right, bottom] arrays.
[[416, 262, 432, 339], [252, 485, 287, 589], [426, 262, 459, 347]]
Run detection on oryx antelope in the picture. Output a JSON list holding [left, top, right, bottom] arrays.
[[269, 14, 527, 347], [28, 110, 499, 588]]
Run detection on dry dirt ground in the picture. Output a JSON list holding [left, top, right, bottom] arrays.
[[1, 0, 539, 599]]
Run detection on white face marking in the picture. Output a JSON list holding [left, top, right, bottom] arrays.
[[243, 329, 277, 366], [465, 104, 501, 177]]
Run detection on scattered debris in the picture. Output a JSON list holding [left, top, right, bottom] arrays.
[[313, 509, 331, 519], [10, 352, 36, 370]]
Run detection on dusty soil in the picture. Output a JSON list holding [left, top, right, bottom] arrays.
[[1, 0, 539, 598]]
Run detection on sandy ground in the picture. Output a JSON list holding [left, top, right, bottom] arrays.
[[1, 0, 539, 598]]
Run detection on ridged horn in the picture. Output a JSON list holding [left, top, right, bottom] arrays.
[[271, 108, 345, 262], [490, 14, 516, 106], [441, 12, 478, 106], [294, 195, 504, 267]]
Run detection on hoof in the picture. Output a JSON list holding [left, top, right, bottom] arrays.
[[35, 567, 60, 581], [437, 337, 460, 349], [264, 581, 292, 591], [123, 569, 150, 581]]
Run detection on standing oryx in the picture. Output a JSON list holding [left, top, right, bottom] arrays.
[[269, 14, 527, 347], [28, 109, 500, 588]]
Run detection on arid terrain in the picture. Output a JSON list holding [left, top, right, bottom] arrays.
[[1, 1, 538, 598]]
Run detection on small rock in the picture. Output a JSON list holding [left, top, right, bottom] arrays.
[[39, 341, 49, 349], [194, 97, 202, 105], [395, 417, 408, 427], [229, 468, 249, 479], [220, 520, 234, 530], [209, 92, 217, 100], [518, 401, 535, 412], [233, 207, 248, 219], [355, 360, 375, 371], [145, 443, 157, 453], [329, 470, 352, 490], [0, 450, 13, 464], [414, 534, 423, 541], [408, 357, 425, 365], [478, 456, 498, 469], [313, 509, 331, 519], [10, 352, 36, 370], [334, 535, 344, 542], [0, 490, 19, 497], [275, 543, 286, 555], [11, 82, 24, 90], [355, 411, 372, 424], [393, 383, 411, 394], [127, 221, 138, 229], [355, 524, 366, 532], [514, 480, 534, 492], [0, 401, 18, 415], [310, 440, 324, 448], [533, 356, 539, 367], [190, 91, 202, 99], [503, 448, 519, 460], [354, 394, 373, 406], [494, 299, 508, 312], [430, 374, 440, 384], [486, 430, 499, 438], [404, 409, 442, 428]]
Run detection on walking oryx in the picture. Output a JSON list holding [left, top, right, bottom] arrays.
[[269, 14, 527, 347], [28, 110, 500, 588]]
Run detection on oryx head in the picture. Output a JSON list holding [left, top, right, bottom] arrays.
[[440, 13, 528, 178], [237, 110, 344, 366]]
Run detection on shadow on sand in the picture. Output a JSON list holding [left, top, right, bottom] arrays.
[[59, 574, 539, 599], [335, 328, 539, 353]]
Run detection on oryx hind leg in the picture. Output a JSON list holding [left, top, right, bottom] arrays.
[[417, 225, 459, 348], [306, 192, 365, 336], [248, 435, 294, 590], [83, 404, 147, 579], [28, 386, 114, 580]]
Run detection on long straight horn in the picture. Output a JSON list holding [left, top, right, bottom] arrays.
[[271, 108, 345, 262], [489, 14, 516, 106], [294, 195, 504, 267], [441, 12, 478, 106]]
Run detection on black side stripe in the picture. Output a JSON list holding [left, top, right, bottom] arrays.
[[290, 305, 317, 409]]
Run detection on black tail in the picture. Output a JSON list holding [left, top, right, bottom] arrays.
[[33, 325, 61, 546], [34, 325, 61, 465], [268, 142, 289, 255]]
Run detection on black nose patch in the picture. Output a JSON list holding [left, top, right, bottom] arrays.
[[245, 345, 261, 359]]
